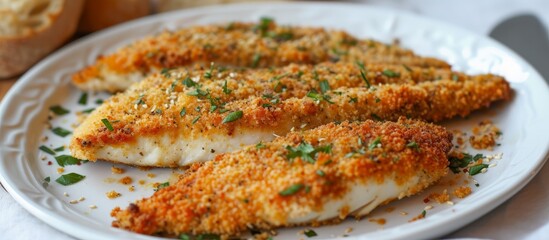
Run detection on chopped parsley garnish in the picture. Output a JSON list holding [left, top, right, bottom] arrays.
[[187, 88, 209, 97], [180, 107, 186, 117], [403, 64, 413, 72], [406, 141, 420, 151], [421, 210, 427, 217], [448, 153, 484, 173], [179, 234, 191, 240], [368, 137, 382, 150], [78, 92, 88, 105], [304, 229, 318, 237], [51, 127, 71, 137], [204, 62, 214, 79], [286, 141, 331, 163], [255, 17, 274, 36], [279, 183, 304, 196], [54, 146, 65, 152], [382, 69, 400, 78], [49, 105, 69, 115], [222, 111, 243, 124], [375, 97, 381, 103], [316, 170, 326, 177], [55, 155, 83, 167], [192, 116, 201, 124], [252, 53, 261, 68], [95, 99, 104, 104], [55, 173, 85, 186], [348, 96, 358, 103], [182, 77, 197, 88], [39, 146, 56, 155], [319, 80, 330, 94], [222, 80, 232, 94], [44, 176, 50, 182], [452, 74, 459, 81], [370, 113, 383, 121], [256, 142, 266, 149], [356, 61, 371, 89], [134, 94, 145, 105], [196, 233, 220, 240], [161, 68, 172, 78], [273, 81, 287, 93], [155, 182, 169, 191], [42, 177, 50, 188], [81, 108, 95, 114], [306, 89, 334, 104], [469, 164, 489, 176], [101, 118, 114, 131]]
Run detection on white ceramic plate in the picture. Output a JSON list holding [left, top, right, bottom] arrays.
[[1, 2, 549, 240]]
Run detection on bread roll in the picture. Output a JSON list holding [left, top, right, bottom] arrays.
[[77, 0, 151, 33], [0, 0, 84, 78]]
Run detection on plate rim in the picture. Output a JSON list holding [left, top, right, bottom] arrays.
[[1, 2, 549, 240]]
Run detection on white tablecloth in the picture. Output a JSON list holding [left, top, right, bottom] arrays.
[[1, 0, 548, 239]]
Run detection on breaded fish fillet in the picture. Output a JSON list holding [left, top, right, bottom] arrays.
[[69, 64, 510, 166], [72, 19, 450, 92], [111, 119, 453, 237]]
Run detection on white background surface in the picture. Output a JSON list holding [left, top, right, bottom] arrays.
[[1, 0, 548, 239]]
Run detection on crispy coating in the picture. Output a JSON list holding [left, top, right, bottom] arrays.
[[72, 20, 450, 91], [69, 64, 510, 166], [111, 119, 453, 237]]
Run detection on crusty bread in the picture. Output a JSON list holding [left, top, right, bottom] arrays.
[[77, 0, 150, 33], [0, 0, 83, 78]]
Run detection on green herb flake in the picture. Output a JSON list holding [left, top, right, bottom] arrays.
[[316, 170, 326, 177], [39, 145, 56, 155], [81, 108, 95, 114], [55, 155, 83, 167], [95, 99, 104, 105], [222, 111, 243, 124], [101, 118, 114, 131], [42, 177, 50, 188], [375, 97, 381, 103], [182, 77, 197, 88], [382, 69, 400, 78], [54, 146, 65, 152], [161, 68, 172, 78], [304, 229, 318, 238], [204, 62, 214, 79], [469, 164, 489, 176], [192, 116, 201, 124], [179, 234, 191, 240], [348, 96, 358, 103], [180, 107, 186, 117], [222, 80, 232, 94], [370, 113, 383, 121], [452, 74, 459, 81], [255, 17, 273, 36], [279, 183, 304, 196], [368, 137, 382, 150], [44, 177, 50, 182], [256, 142, 266, 149], [78, 92, 88, 105], [155, 182, 169, 191], [196, 233, 220, 240], [319, 80, 330, 94], [49, 105, 70, 115], [421, 210, 427, 217], [286, 141, 331, 163], [52, 127, 71, 137], [403, 64, 413, 72], [55, 173, 85, 186], [360, 69, 371, 89], [252, 53, 261, 68], [406, 141, 420, 151]]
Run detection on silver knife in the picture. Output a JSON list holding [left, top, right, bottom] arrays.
[[489, 14, 549, 82]]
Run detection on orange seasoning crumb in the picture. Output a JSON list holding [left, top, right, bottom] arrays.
[[408, 210, 426, 222], [106, 191, 121, 199], [138, 180, 146, 185], [469, 120, 500, 150], [385, 206, 396, 213], [118, 176, 133, 185], [454, 186, 472, 199], [429, 189, 450, 204], [57, 167, 65, 174], [369, 218, 386, 225], [147, 173, 156, 178], [128, 186, 135, 192], [111, 166, 125, 174]]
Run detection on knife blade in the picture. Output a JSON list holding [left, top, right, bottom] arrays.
[[489, 14, 549, 82]]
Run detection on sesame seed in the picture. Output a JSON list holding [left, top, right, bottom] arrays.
[[89, 205, 97, 209], [424, 205, 433, 210], [489, 163, 497, 168], [69, 200, 78, 204], [142, 104, 148, 109], [229, 72, 236, 78], [79, 197, 86, 202], [480, 168, 488, 173], [64, 192, 69, 197], [273, 133, 281, 138], [400, 211, 408, 216], [446, 201, 454, 205], [345, 227, 353, 234], [290, 127, 295, 132], [300, 123, 307, 129]]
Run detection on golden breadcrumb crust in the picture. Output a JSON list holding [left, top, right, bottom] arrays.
[[72, 20, 450, 90], [111, 119, 453, 237], [70, 63, 509, 165]]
